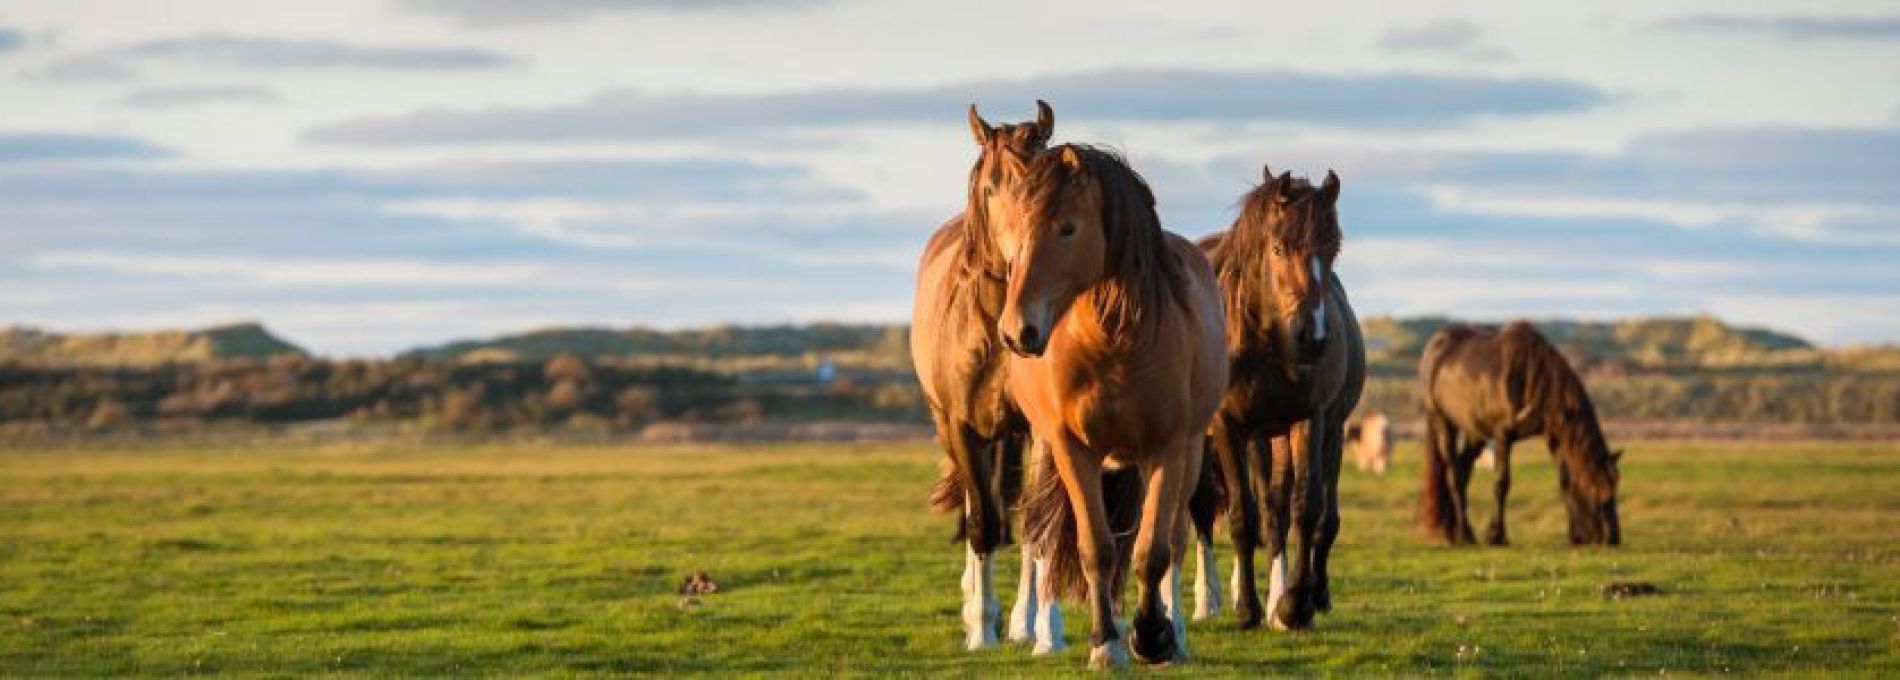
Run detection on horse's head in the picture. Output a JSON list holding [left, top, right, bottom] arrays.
[[995, 146, 1108, 357], [964, 101, 1054, 273], [1561, 446, 1623, 546], [1238, 165, 1342, 365]]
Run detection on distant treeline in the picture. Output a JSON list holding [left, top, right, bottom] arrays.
[[5, 316, 1900, 436], [0, 355, 923, 436]]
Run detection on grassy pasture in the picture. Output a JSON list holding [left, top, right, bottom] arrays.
[[0, 438, 1895, 676]]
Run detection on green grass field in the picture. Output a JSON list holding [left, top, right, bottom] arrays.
[[1, 438, 1896, 676]]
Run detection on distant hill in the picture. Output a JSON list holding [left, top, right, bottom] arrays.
[[0, 322, 306, 366], [403, 323, 910, 365], [405, 315, 1882, 374], [1359, 315, 1819, 369]]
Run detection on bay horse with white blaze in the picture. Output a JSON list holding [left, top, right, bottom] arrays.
[[911, 101, 1053, 650], [1416, 321, 1622, 546], [1005, 145, 1228, 669], [1194, 165, 1365, 631]]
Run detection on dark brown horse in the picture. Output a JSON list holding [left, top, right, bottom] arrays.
[[1006, 145, 1228, 669], [1416, 321, 1622, 546], [1195, 165, 1365, 631], [911, 101, 1052, 650]]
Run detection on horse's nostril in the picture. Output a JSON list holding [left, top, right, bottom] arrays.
[[1020, 325, 1041, 349]]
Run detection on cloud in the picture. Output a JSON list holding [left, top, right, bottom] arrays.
[[1377, 19, 1510, 59], [1658, 14, 1900, 40], [401, 0, 829, 25], [0, 27, 25, 54], [30, 251, 552, 288], [0, 132, 170, 162], [114, 84, 281, 108], [32, 34, 516, 81], [303, 67, 1606, 145]]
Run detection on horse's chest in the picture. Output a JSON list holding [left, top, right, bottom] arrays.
[[1227, 359, 1315, 428], [1046, 360, 1178, 454]]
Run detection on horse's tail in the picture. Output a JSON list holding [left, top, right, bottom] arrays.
[[1415, 412, 1461, 543], [1188, 442, 1226, 541], [1416, 328, 1462, 543], [1022, 453, 1143, 601]]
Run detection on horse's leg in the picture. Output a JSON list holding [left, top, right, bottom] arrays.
[[1208, 418, 1260, 628], [1185, 448, 1221, 623], [1312, 413, 1345, 614], [1484, 437, 1515, 546], [1271, 420, 1321, 631], [1003, 434, 1035, 643], [1031, 552, 1066, 655], [947, 425, 1000, 650], [1451, 439, 1482, 544], [1261, 432, 1292, 625], [1130, 434, 1200, 664], [1046, 443, 1127, 670]]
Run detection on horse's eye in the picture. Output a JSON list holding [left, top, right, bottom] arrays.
[[1058, 222, 1076, 237], [983, 185, 995, 198], [1272, 244, 1287, 257]]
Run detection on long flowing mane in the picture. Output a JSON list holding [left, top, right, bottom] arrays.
[[1498, 322, 1618, 496], [1021, 144, 1187, 344], [959, 124, 1047, 278], [1211, 175, 1343, 348]]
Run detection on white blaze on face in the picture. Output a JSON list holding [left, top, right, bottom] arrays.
[[1309, 256, 1328, 342]]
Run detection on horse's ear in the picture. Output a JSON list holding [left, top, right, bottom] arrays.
[[1320, 170, 1341, 205], [968, 104, 994, 146], [1059, 145, 1086, 171], [1262, 163, 1274, 183], [1270, 171, 1293, 203], [1033, 100, 1055, 146]]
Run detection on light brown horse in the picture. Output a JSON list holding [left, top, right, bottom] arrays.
[[1417, 321, 1622, 546], [1005, 145, 1228, 669], [911, 101, 1052, 650], [1197, 166, 1365, 631]]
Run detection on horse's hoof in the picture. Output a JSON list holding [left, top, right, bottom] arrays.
[[1130, 613, 1177, 664], [1032, 636, 1065, 656], [1485, 528, 1509, 546], [1005, 610, 1034, 643], [1192, 598, 1220, 621], [1234, 598, 1263, 630], [1088, 642, 1130, 670], [1270, 591, 1315, 631]]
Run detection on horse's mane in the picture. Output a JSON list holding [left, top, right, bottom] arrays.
[[1498, 321, 1618, 496], [1212, 174, 1344, 348], [1021, 144, 1187, 344], [959, 123, 1048, 278]]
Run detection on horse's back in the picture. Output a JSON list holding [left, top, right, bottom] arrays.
[[1166, 231, 1231, 426], [1420, 324, 1517, 435]]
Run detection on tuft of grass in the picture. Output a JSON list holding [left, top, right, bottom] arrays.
[[0, 439, 1895, 676]]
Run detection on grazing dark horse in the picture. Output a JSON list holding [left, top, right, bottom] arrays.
[[911, 101, 1053, 650], [1416, 321, 1623, 546], [1195, 166, 1365, 631], [1006, 145, 1228, 669]]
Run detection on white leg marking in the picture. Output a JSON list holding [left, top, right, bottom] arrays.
[[1163, 561, 1189, 661], [1230, 555, 1245, 610], [962, 545, 999, 650], [1266, 553, 1289, 630], [1032, 557, 1065, 655], [1193, 536, 1222, 621], [1006, 544, 1037, 643], [1089, 640, 1131, 670]]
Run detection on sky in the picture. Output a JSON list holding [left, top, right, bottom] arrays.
[[2, 0, 1898, 355]]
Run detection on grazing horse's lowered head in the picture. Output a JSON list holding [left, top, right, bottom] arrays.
[[1558, 430, 1623, 546], [1223, 165, 1342, 371]]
